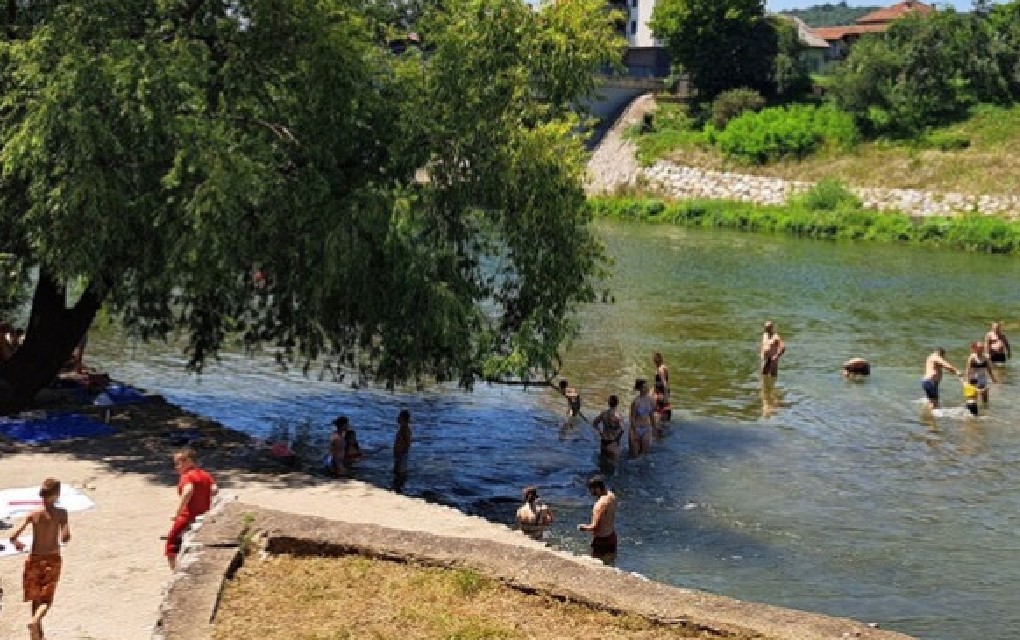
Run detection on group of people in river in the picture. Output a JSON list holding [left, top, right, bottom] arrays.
[[920, 321, 1011, 416]]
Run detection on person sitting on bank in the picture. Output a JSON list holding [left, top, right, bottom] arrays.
[[558, 379, 581, 419], [842, 358, 871, 378], [591, 395, 624, 459], [516, 486, 554, 540]]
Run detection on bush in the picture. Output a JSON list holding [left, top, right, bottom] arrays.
[[919, 130, 971, 151], [792, 179, 862, 212], [710, 88, 765, 129], [715, 104, 858, 164]]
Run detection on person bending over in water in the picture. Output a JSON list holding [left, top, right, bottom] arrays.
[[652, 352, 672, 421], [516, 486, 554, 540], [558, 379, 581, 419], [578, 476, 617, 563], [965, 341, 997, 405], [760, 321, 786, 379], [629, 379, 655, 456], [591, 395, 624, 460], [921, 348, 961, 412], [842, 358, 871, 379], [984, 321, 1011, 365]]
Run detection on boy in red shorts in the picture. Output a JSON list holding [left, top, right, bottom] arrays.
[[167, 448, 217, 570], [9, 478, 71, 640]]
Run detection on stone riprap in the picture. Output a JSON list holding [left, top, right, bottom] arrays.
[[585, 93, 1020, 220]]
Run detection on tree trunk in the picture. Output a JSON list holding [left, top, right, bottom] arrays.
[[0, 269, 105, 413]]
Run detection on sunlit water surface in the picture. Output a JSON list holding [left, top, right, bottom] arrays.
[[89, 223, 1020, 640]]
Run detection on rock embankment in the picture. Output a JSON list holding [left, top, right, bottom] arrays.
[[587, 94, 1020, 220]]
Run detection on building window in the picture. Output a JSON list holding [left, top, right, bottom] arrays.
[[631, 0, 637, 7], [630, 20, 637, 35]]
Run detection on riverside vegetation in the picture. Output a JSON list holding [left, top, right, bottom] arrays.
[[589, 181, 1020, 255]]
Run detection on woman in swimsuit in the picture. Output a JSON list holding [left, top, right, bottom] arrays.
[[966, 341, 997, 404], [629, 379, 656, 456], [653, 352, 672, 421], [592, 395, 624, 460]]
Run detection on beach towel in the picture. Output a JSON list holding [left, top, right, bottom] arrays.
[[101, 383, 149, 405], [0, 485, 96, 520], [0, 413, 114, 444]]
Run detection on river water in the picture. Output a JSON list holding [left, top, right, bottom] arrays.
[[88, 223, 1020, 640]]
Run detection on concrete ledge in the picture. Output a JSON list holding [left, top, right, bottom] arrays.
[[156, 502, 916, 640]]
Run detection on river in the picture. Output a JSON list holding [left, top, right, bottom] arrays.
[[88, 222, 1020, 640]]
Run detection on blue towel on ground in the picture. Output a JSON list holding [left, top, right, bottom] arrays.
[[103, 384, 149, 405], [0, 413, 115, 444]]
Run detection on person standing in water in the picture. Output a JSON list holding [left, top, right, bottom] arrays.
[[591, 395, 624, 460], [577, 476, 617, 563], [984, 321, 1011, 365], [328, 416, 349, 477], [921, 348, 961, 412], [629, 379, 655, 456], [9, 478, 71, 640], [760, 321, 785, 379], [558, 379, 581, 419], [393, 409, 412, 482], [965, 341, 997, 405], [652, 352, 671, 421], [515, 486, 554, 540]]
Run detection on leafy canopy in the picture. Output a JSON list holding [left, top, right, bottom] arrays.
[[0, 0, 623, 387]]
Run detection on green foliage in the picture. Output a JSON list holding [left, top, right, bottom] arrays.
[[715, 104, 858, 164], [830, 6, 1020, 137], [781, 3, 881, 28], [650, 0, 779, 102], [588, 196, 1020, 254], [710, 88, 765, 129], [626, 102, 706, 166], [0, 0, 623, 390], [772, 17, 813, 102], [918, 131, 971, 152], [791, 179, 862, 211]]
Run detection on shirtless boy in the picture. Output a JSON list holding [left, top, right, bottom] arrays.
[[516, 486, 554, 540], [984, 321, 1011, 365], [760, 321, 786, 378], [577, 476, 617, 563], [9, 478, 71, 640], [921, 348, 961, 411]]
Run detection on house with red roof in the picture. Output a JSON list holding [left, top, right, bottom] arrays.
[[813, 1, 934, 66]]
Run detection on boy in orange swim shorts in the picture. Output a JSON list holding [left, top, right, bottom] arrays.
[[9, 478, 71, 640]]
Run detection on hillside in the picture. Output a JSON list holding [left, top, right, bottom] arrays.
[[781, 2, 881, 27]]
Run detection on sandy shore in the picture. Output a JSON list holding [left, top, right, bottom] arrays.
[[0, 394, 559, 640]]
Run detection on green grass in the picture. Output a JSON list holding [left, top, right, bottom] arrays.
[[589, 194, 1020, 255], [627, 101, 1020, 195]]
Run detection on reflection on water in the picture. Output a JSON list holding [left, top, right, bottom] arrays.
[[89, 224, 1020, 640]]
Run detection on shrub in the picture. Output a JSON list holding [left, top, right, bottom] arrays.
[[919, 130, 971, 151], [715, 104, 858, 164], [710, 88, 766, 129], [792, 179, 862, 212]]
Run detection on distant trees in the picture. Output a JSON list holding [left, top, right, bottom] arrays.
[[830, 2, 1020, 136], [781, 2, 881, 28]]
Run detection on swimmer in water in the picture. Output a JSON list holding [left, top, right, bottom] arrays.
[[842, 358, 871, 379], [984, 321, 1011, 365], [591, 395, 624, 460], [921, 348, 961, 412], [558, 379, 581, 419], [516, 486, 554, 540], [629, 379, 655, 456], [965, 341, 997, 405]]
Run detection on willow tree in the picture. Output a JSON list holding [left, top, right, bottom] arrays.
[[0, 0, 623, 411]]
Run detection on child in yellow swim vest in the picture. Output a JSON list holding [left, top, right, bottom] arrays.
[[963, 378, 979, 416]]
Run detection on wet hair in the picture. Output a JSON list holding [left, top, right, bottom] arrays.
[[398, 409, 411, 422], [586, 476, 606, 492], [653, 352, 663, 365], [633, 378, 647, 391], [523, 486, 538, 502], [39, 478, 61, 499], [558, 379, 568, 391], [608, 395, 619, 408], [937, 347, 946, 356], [333, 416, 349, 430]]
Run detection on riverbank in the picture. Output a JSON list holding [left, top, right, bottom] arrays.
[[588, 195, 1020, 254], [0, 388, 919, 640]]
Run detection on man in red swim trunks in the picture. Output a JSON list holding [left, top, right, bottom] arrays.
[[166, 448, 217, 570], [577, 476, 617, 564]]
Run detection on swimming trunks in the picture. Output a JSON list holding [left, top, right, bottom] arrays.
[[590, 532, 618, 558], [635, 426, 649, 440], [23, 554, 62, 603], [921, 378, 939, 402], [990, 351, 1007, 364]]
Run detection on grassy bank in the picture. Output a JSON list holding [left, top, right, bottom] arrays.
[[589, 195, 1020, 255], [213, 555, 743, 639], [631, 103, 1020, 196]]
